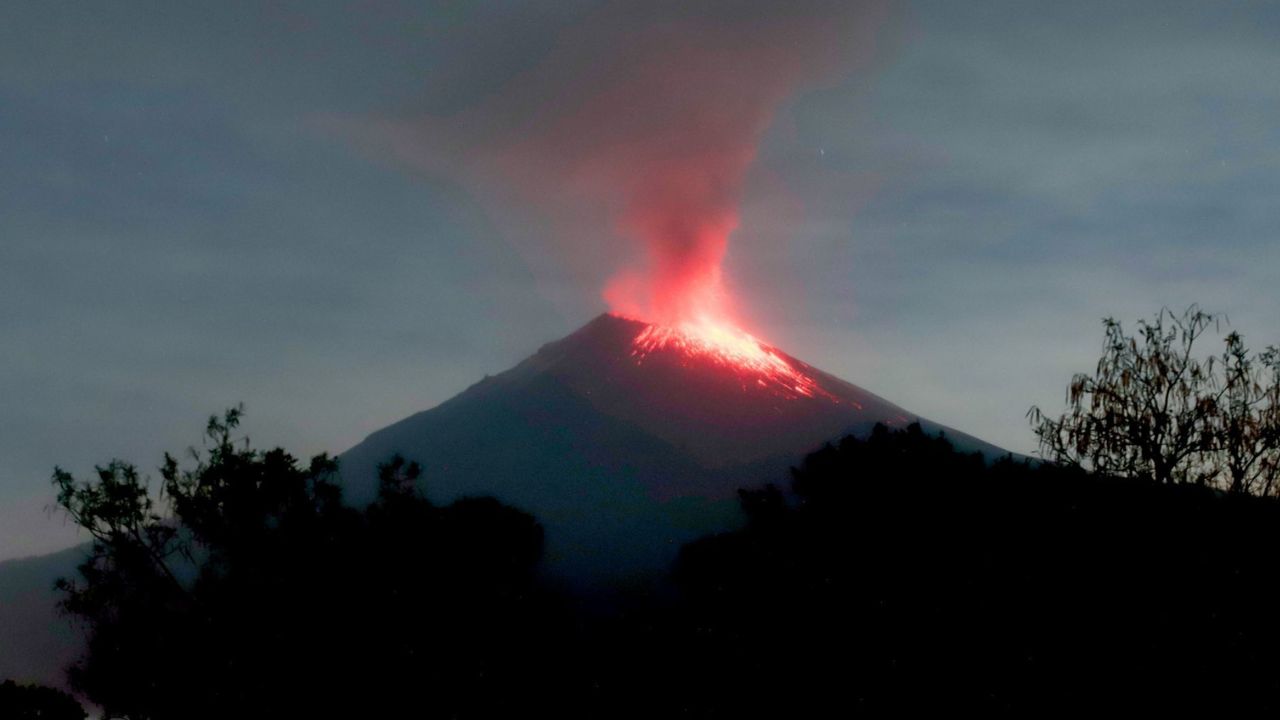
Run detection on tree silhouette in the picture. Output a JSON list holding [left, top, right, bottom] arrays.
[[52, 408, 552, 719], [1212, 333, 1280, 494], [0, 680, 86, 719], [664, 423, 1280, 714], [1030, 306, 1280, 494], [46, 403, 1280, 716]]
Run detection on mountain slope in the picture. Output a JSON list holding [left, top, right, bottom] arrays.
[[0, 313, 1006, 688], [339, 313, 1005, 582], [0, 546, 84, 689]]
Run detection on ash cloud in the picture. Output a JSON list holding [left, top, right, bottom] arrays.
[[358, 0, 885, 326]]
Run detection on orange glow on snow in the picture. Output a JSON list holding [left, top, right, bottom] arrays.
[[627, 317, 836, 402]]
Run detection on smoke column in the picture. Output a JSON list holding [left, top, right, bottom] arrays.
[[365, 1, 883, 330]]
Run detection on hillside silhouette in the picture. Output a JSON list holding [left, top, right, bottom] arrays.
[[48, 411, 561, 719], [0, 312, 1007, 695], [339, 313, 1004, 585], [27, 414, 1280, 716], [656, 424, 1280, 714]]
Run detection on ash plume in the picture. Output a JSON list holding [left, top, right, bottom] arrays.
[[355, 1, 885, 327]]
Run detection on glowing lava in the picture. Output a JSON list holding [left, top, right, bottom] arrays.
[[627, 317, 837, 402]]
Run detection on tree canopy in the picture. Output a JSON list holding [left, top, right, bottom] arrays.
[[0, 680, 86, 720], [49, 395, 1280, 715], [53, 408, 552, 719], [1030, 306, 1280, 494], [662, 423, 1280, 714]]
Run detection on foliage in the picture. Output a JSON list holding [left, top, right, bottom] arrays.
[[53, 408, 550, 720], [0, 679, 86, 719], [1030, 306, 1280, 493], [52, 408, 1280, 716], [1213, 334, 1280, 493], [659, 423, 1280, 714]]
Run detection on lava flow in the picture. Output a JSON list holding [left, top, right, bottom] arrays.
[[627, 317, 836, 402]]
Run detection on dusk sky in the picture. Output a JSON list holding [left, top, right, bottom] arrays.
[[4, 0, 1279, 560]]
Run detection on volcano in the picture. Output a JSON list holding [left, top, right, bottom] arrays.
[[0, 313, 1006, 688], [339, 313, 1004, 583]]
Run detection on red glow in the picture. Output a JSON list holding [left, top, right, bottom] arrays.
[[580, 14, 871, 385], [359, 5, 886, 394], [627, 316, 837, 402], [353, 5, 887, 356]]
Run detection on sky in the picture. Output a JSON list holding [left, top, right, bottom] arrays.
[[3, 0, 1279, 560]]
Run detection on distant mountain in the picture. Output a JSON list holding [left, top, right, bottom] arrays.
[[339, 313, 1005, 583], [0, 546, 84, 689], [0, 313, 1005, 689]]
